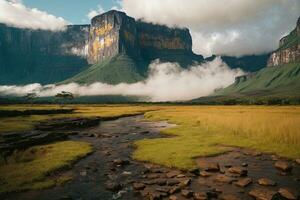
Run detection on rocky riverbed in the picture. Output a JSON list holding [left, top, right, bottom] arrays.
[[1, 115, 300, 200]]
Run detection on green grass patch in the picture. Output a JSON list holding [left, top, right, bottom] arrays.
[[133, 106, 300, 169], [0, 141, 92, 193]]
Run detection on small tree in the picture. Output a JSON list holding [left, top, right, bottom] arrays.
[[55, 91, 74, 107]]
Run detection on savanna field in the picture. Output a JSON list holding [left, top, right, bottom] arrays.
[[0, 104, 300, 194]]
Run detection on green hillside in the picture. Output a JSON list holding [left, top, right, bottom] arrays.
[[62, 54, 147, 85], [216, 63, 300, 97]]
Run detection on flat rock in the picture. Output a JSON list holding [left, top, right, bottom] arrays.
[[198, 160, 220, 172], [295, 159, 300, 165], [220, 194, 241, 200], [278, 188, 298, 200], [169, 186, 180, 194], [228, 167, 247, 176], [113, 159, 130, 166], [179, 178, 191, 188], [166, 171, 181, 178], [169, 195, 178, 200], [249, 188, 277, 200], [105, 181, 121, 191], [133, 182, 145, 190], [200, 171, 212, 177], [181, 189, 193, 198], [234, 178, 252, 187], [147, 173, 161, 179], [167, 179, 180, 186], [214, 174, 235, 184], [274, 161, 293, 172], [193, 192, 208, 200], [258, 178, 276, 186]]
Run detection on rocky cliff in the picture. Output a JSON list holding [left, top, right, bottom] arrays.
[[88, 10, 201, 67], [0, 24, 89, 84], [267, 17, 300, 67]]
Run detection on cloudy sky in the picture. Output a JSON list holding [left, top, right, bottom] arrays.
[[0, 0, 299, 57]]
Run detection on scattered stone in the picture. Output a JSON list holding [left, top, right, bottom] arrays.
[[113, 159, 130, 166], [278, 188, 298, 200], [234, 178, 252, 187], [258, 178, 276, 186], [179, 178, 191, 188], [166, 171, 181, 178], [80, 171, 87, 176], [228, 167, 247, 176], [198, 160, 220, 172], [274, 161, 293, 172], [122, 171, 132, 176], [105, 181, 121, 191], [169, 195, 178, 200], [214, 174, 235, 184], [188, 168, 200, 175], [155, 186, 171, 193], [133, 183, 145, 190], [147, 173, 161, 179], [59, 195, 73, 200], [249, 188, 277, 200], [193, 192, 208, 200], [224, 164, 232, 168], [167, 179, 180, 186], [181, 189, 193, 198], [177, 174, 185, 178], [169, 186, 180, 194], [220, 194, 241, 200], [155, 178, 167, 186], [242, 163, 248, 167], [200, 171, 212, 177]]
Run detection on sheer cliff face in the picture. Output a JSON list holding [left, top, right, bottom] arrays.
[[267, 17, 300, 67], [87, 10, 195, 65], [0, 24, 89, 84]]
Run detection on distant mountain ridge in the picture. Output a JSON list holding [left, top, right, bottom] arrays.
[[193, 17, 300, 104], [0, 10, 271, 85]]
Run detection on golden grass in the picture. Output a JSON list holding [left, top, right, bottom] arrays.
[[0, 141, 92, 193], [133, 106, 300, 169]]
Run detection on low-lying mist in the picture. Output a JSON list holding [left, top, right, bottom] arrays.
[[0, 57, 244, 102]]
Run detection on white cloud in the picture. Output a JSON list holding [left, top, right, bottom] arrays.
[[0, 58, 244, 102], [0, 0, 67, 31], [87, 5, 105, 20], [121, 0, 300, 57]]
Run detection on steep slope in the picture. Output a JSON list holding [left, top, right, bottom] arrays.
[[215, 62, 300, 97], [192, 17, 300, 104], [62, 54, 146, 84], [0, 24, 89, 84]]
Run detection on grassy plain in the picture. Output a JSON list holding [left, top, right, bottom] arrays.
[[0, 141, 92, 193], [1, 104, 300, 192], [133, 106, 300, 169]]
